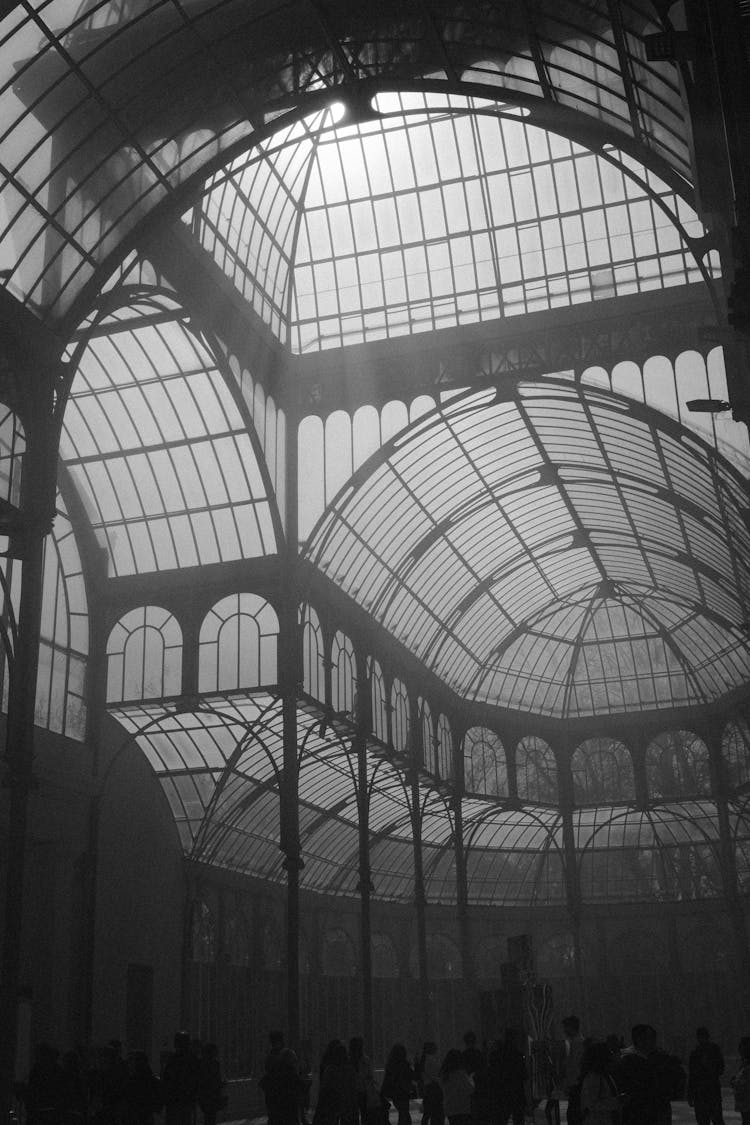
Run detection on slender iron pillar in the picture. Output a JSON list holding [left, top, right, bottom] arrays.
[[453, 793, 473, 993], [355, 657, 374, 1052], [280, 410, 301, 1047], [0, 403, 58, 1119], [708, 728, 750, 1010], [409, 771, 430, 1036], [558, 739, 585, 1012]]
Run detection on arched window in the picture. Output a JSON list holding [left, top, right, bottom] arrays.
[[722, 718, 750, 790], [420, 697, 434, 772], [437, 714, 453, 782], [369, 658, 388, 743], [191, 899, 216, 963], [391, 677, 410, 753], [224, 909, 250, 966], [475, 936, 507, 981], [260, 914, 282, 971], [322, 927, 357, 977], [33, 491, 89, 739], [0, 405, 24, 512], [331, 630, 356, 715], [299, 931, 311, 976], [536, 933, 577, 978], [646, 730, 711, 800], [612, 929, 667, 974], [107, 605, 182, 702], [516, 735, 558, 803], [410, 934, 462, 979], [678, 921, 732, 973], [199, 593, 278, 691], [571, 737, 634, 804], [371, 933, 399, 979], [300, 603, 325, 703], [463, 727, 508, 797]]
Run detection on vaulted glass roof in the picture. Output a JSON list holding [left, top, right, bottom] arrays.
[[61, 292, 280, 575], [4, 0, 750, 912], [193, 94, 711, 353], [108, 690, 750, 904], [109, 692, 458, 902], [0, 0, 693, 323], [306, 381, 750, 718]]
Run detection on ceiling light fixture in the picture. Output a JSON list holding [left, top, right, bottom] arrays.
[[685, 399, 731, 413]]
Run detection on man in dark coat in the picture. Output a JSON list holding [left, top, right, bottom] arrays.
[[688, 1027, 724, 1125]]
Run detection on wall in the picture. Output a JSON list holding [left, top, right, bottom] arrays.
[[92, 714, 185, 1062]]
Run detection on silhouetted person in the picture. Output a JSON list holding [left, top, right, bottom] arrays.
[[161, 1032, 200, 1125], [25, 1043, 62, 1125], [349, 1037, 377, 1125], [494, 1029, 527, 1125], [439, 1049, 473, 1125], [461, 1032, 484, 1081], [197, 1043, 224, 1125], [59, 1050, 87, 1125], [418, 1043, 443, 1125], [382, 1043, 414, 1125], [261, 1032, 287, 1125], [731, 1037, 750, 1125], [688, 1028, 724, 1125], [579, 1042, 620, 1125], [124, 1052, 162, 1125], [315, 1040, 357, 1125], [618, 1024, 682, 1125], [262, 1048, 305, 1125], [561, 1017, 585, 1125]]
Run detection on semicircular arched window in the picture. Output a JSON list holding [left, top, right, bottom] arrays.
[[571, 737, 634, 804], [463, 727, 508, 798], [516, 735, 559, 804], [331, 630, 356, 716], [721, 718, 750, 790], [260, 914, 282, 971], [645, 729, 711, 800], [612, 928, 667, 974], [191, 898, 216, 963], [437, 714, 453, 783], [536, 933, 578, 978], [322, 927, 357, 977], [475, 935, 507, 981], [0, 405, 24, 515], [391, 677, 410, 754], [420, 697, 434, 772], [300, 603, 325, 702], [199, 593, 278, 692], [409, 934, 462, 980], [224, 908, 250, 966], [106, 605, 182, 702], [371, 933, 399, 979], [369, 658, 388, 743]]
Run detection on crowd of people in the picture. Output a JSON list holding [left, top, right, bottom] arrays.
[[20, 1034, 225, 1125], [18, 1021, 750, 1125], [261, 1022, 749, 1125]]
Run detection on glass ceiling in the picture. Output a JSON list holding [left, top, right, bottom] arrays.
[[193, 94, 711, 353], [305, 381, 750, 719], [109, 691, 750, 906], [0, 0, 692, 323], [5, 0, 750, 907], [109, 692, 456, 904], [61, 292, 280, 575]]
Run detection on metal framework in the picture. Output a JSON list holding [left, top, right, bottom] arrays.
[[1, 0, 750, 1103]]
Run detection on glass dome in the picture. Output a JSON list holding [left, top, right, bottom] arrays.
[[306, 381, 750, 719]]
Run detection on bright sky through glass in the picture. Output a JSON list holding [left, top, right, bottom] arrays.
[[193, 94, 712, 353]]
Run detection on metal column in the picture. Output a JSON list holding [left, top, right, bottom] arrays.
[[355, 655, 374, 1051]]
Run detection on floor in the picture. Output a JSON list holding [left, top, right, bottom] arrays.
[[242, 1094, 741, 1125]]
